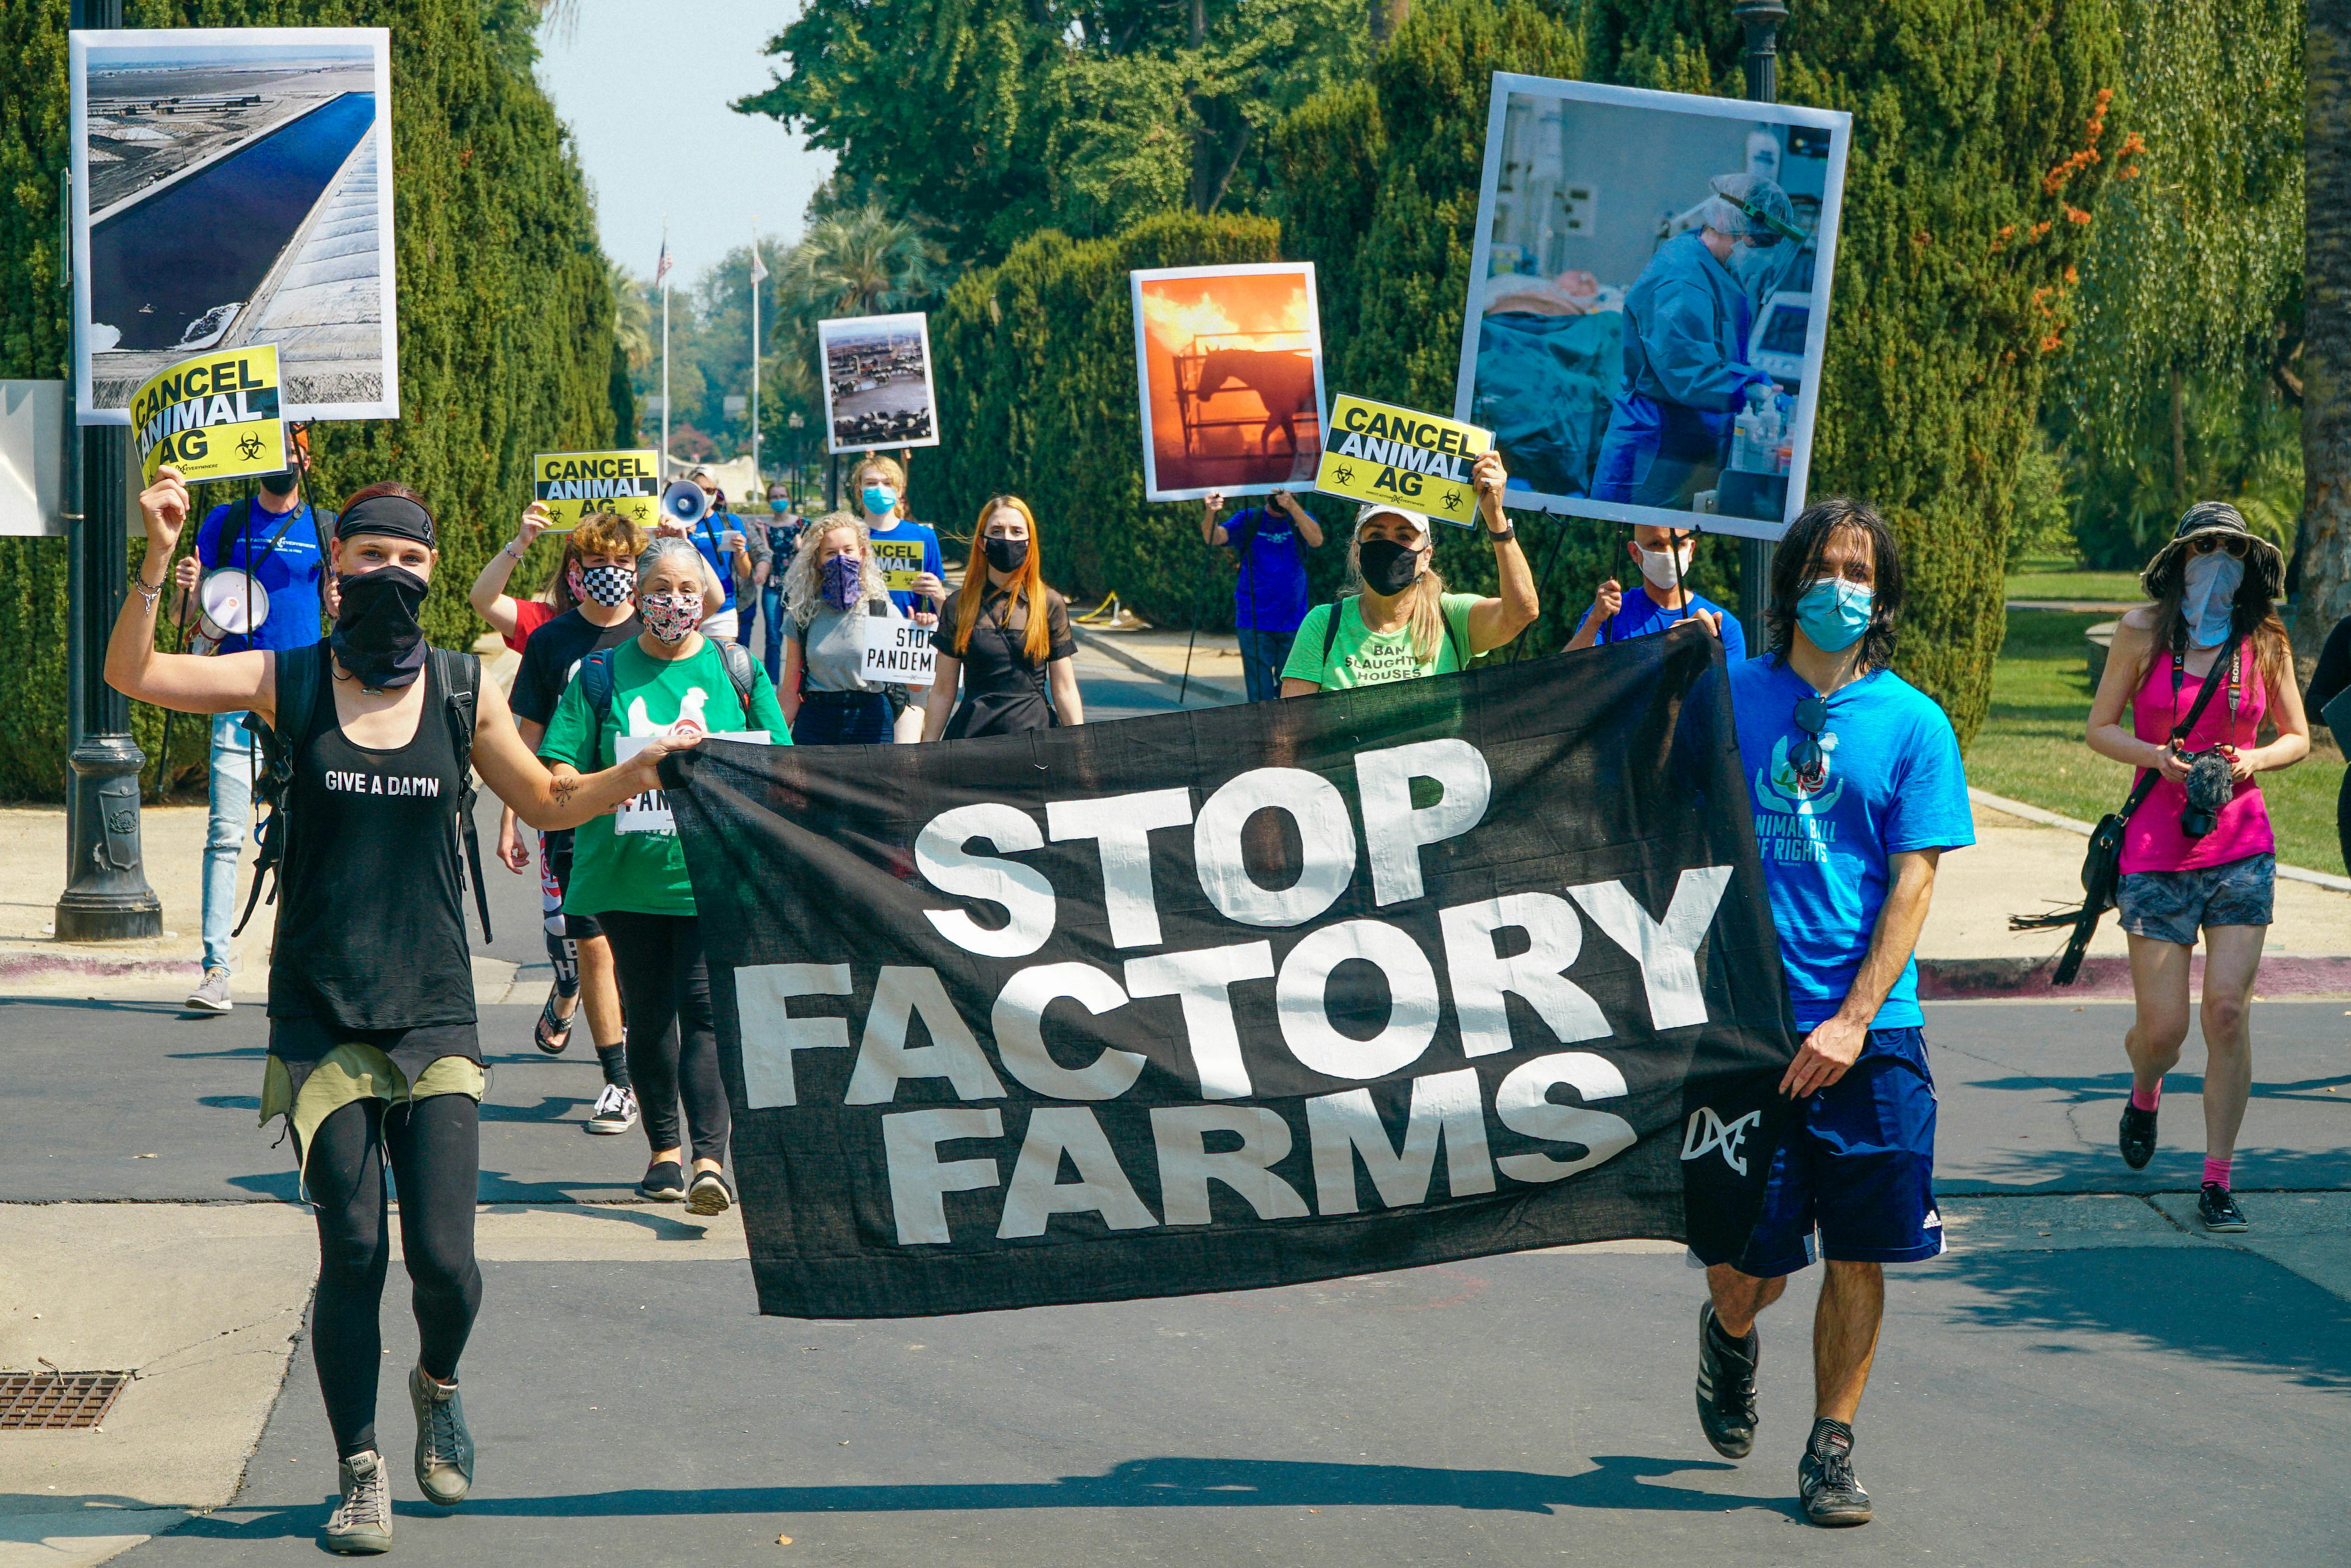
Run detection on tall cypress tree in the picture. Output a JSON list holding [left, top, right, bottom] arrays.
[[0, 0, 621, 797]]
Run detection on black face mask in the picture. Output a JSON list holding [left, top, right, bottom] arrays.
[[259, 469, 300, 498], [983, 536, 1030, 573], [1357, 537, 1424, 596], [331, 566, 431, 690]]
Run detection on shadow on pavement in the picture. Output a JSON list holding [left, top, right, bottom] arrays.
[[156, 1453, 1763, 1540], [1950, 1247, 2351, 1389]]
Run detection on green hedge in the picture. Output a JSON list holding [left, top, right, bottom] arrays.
[[0, 0, 619, 799]]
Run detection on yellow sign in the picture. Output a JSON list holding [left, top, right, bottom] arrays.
[[1312, 394, 1492, 527], [129, 345, 287, 488], [532, 449, 661, 529], [871, 535, 926, 592]]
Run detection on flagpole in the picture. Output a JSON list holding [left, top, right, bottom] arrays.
[[750, 220, 761, 497], [659, 218, 671, 478]]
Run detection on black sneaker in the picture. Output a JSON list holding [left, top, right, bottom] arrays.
[[686, 1168, 736, 1217], [637, 1160, 687, 1202], [1694, 1302, 1759, 1459], [2118, 1103, 2158, 1170], [2198, 1182, 2249, 1233], [1797, 1419, 1872, 1527]]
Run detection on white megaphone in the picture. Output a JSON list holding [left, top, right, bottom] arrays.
[[660, 479, 712, 528], [191, 571, 270, 653]]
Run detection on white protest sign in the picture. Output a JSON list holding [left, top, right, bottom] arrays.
[[860, 617, 936, 688], [613, 731, 770, 833]]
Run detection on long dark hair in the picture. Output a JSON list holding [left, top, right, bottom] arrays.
[[1766, 496, 1902, 671]]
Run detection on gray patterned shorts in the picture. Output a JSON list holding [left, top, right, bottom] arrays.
[[2116, 852, 2275, 945]]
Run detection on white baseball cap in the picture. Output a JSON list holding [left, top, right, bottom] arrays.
[[1354, 501, 1431, 532]]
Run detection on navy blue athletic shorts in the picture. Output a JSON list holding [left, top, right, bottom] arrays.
[[1694, 1025, 1943, 1276]]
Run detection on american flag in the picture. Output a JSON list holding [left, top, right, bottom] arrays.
[[654, 230, 672, 290]]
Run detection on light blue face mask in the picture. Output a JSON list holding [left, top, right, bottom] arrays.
[[2182, 551, 2244, 647], [861, 485, 897, 519], [1796, 578, 1873, 653]]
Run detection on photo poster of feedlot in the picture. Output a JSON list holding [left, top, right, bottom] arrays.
[[1131, 263, 1327, 502], [70, 27, 399, 426], [1454, 76, 1849, 542], [819, 313, 940, 455]]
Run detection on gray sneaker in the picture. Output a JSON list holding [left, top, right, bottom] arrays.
[[186, 967, 233, 1014], [408, 1363, 475, 1506], [320, 1448, 392, 1554]]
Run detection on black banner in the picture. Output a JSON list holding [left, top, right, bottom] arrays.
[[668, 622, 1798, 1318]]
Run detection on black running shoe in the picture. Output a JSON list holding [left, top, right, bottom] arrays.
[[686, 1168, 736, 1217], [2118, 1103, 2158, 1170], [1694, 1302, 1759, 1459], [637, 1160, 687, 1202], [1798, 1419, 1872, 1527], [2198, 1182, 2249, 1233]]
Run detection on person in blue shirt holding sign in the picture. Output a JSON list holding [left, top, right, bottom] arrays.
[[1564, 523, 1746, 658], [171, 435, 330, 1016], [1683, 497, 1972, 1530], [850, 453, 948, 741], [1201, 488, 1322, 701]]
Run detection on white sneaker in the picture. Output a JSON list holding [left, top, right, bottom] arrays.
[[320, 1448, 392, 1554], [186, 968, 233, 1014], [586, 1083, 638, 1136]]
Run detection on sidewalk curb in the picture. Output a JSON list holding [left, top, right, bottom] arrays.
[[0, 950, 191, 983], [1918, 951, 2351, 1000], [1071, 625, 1244, 702], [1970, 786, 2351, 892]]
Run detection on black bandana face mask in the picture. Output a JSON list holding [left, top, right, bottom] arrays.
[[331, 566, 431, 690], [1357, 537, 1425, 596]]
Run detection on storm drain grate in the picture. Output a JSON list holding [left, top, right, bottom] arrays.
[[0, 1371, 129, 1429]]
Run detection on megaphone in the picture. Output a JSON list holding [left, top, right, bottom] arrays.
[[660, 480, 712, 528], [193, 571, 270, 651]]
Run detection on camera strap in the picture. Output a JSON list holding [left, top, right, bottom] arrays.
[[2119, 638, 2239, 824]]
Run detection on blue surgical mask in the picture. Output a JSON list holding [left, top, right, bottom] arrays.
[[2182, 551, 2244, 647], [1796, 578, 1872, 653], [861, 485, 897, 519]]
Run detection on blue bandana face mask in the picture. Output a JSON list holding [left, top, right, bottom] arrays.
[[1796, 578, 1873, 653], [820, 551, 863, 611], [2182, 551, 2244, 647]]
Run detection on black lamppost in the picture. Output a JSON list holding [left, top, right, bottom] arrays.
[[57, 0, 162, 942], [1733, 0, 1788, 655]]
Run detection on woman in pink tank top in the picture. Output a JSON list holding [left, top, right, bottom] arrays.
[[2084, 503, 2307, 1234]]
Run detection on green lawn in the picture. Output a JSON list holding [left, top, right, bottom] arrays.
[[2003, 557, 2147, 604], [1967, 608, 2344, 873]]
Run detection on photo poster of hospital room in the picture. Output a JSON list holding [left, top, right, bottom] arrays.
[[70, 28, 400, 425], [1129, 262, 1328, 502], [819, 312, 941, 455], [1452, 76, 1851, 541]]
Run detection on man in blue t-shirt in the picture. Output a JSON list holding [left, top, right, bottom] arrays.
[[1683, 498, 1972, 1530], [666, 468, 753, 641], [176, 444, 329, 1015], [1566, 523, 1746, 659], [1201, 488, 1322, 701]]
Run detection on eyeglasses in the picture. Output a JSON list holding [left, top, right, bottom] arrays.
[[1790, 694, 1829, 789], [2192, 534, 2250, 558]]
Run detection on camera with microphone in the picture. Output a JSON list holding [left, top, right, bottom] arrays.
[[2176, 744, 2237, 838]]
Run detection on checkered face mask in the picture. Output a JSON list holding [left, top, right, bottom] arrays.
[[638, 591, 702, 643], [569, 563, 634, 608]]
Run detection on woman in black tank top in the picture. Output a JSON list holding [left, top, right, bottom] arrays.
[[108, 469, 703, 1555]]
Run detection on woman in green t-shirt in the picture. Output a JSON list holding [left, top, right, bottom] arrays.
[[1279, 450, 1538, 692], [538, 538, 790, 1214]]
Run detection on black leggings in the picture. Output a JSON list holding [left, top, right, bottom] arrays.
[[301, 1094, 482, 1458], [598, 910, 730, 1163]]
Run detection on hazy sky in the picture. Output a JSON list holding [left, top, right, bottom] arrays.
[[535, 1, 833, 286]]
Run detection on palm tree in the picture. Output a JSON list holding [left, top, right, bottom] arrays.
[[609, 259, 654, 375], [2303, 2, 2351, 657], [783, 203, 943, 318]]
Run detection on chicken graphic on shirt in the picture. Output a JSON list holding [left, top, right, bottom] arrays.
[[624, 685, 711, 741]]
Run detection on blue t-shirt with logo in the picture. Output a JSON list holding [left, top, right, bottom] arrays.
[[1576, 589, 1747, 660], [690, 512, 744, 615], [1726, 655, 1973, 1031], [868, 519, 946, 618], [194, 497, 325, 655], [1225, 507, 1310, 633]]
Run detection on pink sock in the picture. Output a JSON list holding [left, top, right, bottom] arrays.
[[2130, 1082, 2161, 1113], [2203, 1156, 2232, 1190]]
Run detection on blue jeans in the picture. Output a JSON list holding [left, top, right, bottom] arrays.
[[1237, 626, 1297, 703], [203, 711, 258, 972], [758, 579, 786, 684]]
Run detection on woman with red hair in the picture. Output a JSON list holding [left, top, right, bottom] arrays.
[[920, 494, 1085, 739]]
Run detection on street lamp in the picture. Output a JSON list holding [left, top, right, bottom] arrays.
[[787, 411, 804, 508], [1731, 0, 1788, 655]]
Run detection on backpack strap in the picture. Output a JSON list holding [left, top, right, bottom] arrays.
[[234, 642, 327, 937], [1319, 595, 1352, 673], [580, 646, 619, 729], [432, 646, 493, 943], [714, 637, 757, 717], [1441, 601, 1466, 670]]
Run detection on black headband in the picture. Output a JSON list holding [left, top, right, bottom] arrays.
[[339, 494, 436, 548]]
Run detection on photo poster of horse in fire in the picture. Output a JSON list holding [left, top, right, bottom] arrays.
[[1129, 262, 1327, 502]]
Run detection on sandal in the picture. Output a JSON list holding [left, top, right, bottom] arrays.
[[534, 991, 575, 1055]]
